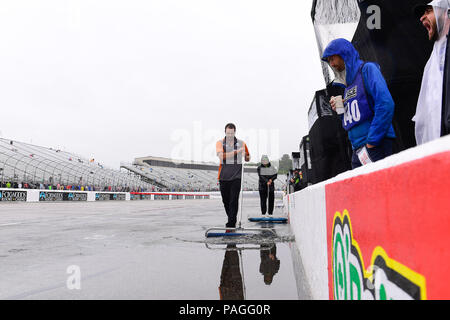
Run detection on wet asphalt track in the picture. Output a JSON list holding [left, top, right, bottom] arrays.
[[0, 198, 310, 299]]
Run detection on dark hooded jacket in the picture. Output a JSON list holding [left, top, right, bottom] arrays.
[[257, 163, 277, 190]]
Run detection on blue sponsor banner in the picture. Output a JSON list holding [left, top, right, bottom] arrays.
[[39, 192, 87, 201], [95, 193, 126, 201]]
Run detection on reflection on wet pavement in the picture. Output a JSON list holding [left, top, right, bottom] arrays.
[[0, 198, 309, 299], [218, 243, 280, 300], [219, 245, 245, 300]]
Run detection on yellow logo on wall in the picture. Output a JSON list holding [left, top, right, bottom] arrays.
[[331, 210, 427, 300]]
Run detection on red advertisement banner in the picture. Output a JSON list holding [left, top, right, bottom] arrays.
[[325, 151, 450, 300]]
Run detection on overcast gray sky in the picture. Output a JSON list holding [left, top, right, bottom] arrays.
[[0, 0, 325, 169]]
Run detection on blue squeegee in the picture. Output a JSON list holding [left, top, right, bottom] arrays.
[[206, 232, 249, 238], [248, 217, 287, 223]]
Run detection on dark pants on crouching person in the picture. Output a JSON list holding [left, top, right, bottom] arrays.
[[259, 185, 274, 215], [351, 138, 393, 169], [220, 179, 242, 228]]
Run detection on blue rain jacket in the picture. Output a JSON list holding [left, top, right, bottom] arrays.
[[322, 38, 396, 149]]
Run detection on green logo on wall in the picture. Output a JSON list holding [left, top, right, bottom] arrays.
[[332, 210, 426, 300]]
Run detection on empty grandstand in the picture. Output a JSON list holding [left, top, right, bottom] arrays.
[[0, 138, 153, 192], [121, 156, 284, 192]]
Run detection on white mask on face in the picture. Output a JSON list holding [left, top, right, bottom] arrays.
[[332, 66, 347, 86]]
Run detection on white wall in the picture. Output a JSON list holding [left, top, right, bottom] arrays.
[[288, 184, 329, 300]]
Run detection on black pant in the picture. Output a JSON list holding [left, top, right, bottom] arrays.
[[351, 138, 394, 169], [219, 244, 244, 300], [219, 179, 241, 228], [259, 185, 274, 215]]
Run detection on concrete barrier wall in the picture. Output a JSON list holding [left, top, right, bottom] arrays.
[[0, 190, 214, 202], [0, 189, 279, 203], [130, 192, 211, 200], [287, 184, 328, 299], [285, 135, 450, 300], [0, 189, 130, 202]]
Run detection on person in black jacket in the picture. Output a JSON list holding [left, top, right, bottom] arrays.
[[257, 155, 277, 215], [289, 169, 302, 192], [259, 243, 280, 285]]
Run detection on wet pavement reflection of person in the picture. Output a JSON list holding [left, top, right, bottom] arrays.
[[218, 244, 244, 300], [218, 242, 281, 300], [259, 243, 280, 285]]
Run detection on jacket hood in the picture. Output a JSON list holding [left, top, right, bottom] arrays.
[[322, 38, 363, 85], [431, 0, 450, 38], [261, 155, 270, 165]]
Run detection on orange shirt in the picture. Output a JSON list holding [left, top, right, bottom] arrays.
[[216, 138, 250, 181]]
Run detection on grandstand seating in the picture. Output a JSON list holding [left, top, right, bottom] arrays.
[[0, 138, 152, 191], [121, 156, 283, 192], [0, 138, 284, 193]]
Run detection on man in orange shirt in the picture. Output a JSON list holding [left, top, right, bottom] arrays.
[[216, 123, 250, 228]]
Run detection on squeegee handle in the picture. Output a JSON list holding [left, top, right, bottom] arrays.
[[237, 145, 245, 228]]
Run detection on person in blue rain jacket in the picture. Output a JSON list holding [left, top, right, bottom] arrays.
[[322, 38, 396, 168]]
